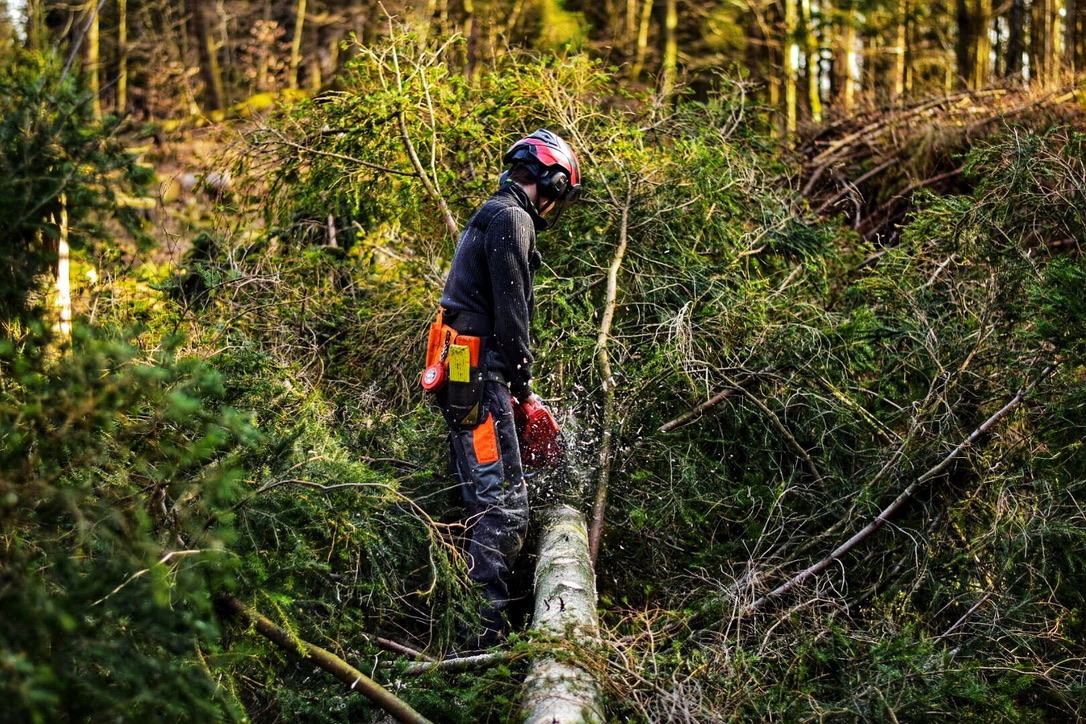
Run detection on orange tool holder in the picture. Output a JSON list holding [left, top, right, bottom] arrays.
[[421, 311, 481, 393]]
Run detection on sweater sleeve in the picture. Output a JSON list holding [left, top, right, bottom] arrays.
[[486, 207, 536, 399]]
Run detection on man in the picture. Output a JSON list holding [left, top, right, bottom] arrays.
[[436, 129, 581, 649]]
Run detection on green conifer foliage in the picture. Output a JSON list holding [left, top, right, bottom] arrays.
[[0, 49, 152, 326], [0, 328, 256, 721]]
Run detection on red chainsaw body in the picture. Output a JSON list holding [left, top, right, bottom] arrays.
[[513, 397, 563, 467]]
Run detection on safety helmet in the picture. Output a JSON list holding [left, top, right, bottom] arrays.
[[501, 129, 582, 224]]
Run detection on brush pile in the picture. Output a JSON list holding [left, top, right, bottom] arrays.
[[797, 85, 1086, 244]]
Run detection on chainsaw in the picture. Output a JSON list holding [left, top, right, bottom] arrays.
[[512, 395, 563, 468]]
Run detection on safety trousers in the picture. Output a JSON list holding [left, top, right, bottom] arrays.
[[447, 380, 529, 646]]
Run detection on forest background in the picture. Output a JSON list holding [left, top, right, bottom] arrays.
[[2, 0, 1086, 721]]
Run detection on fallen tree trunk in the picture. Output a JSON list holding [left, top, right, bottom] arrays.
[[522, 505, 605, 724]]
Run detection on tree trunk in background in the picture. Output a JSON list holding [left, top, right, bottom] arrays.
[[1005, 0, 1025, 78], [522, 505, 604, 724], [1030, 0, 1059, 87], [53, 195, 71, 342], [25, 0, 44, 50], [187, 0, 224, 110], [630, 0, 652, 80], [1065, 0, 1085, 73], [956, 0, 991, 89], [117, 0, 127, 115], [290, 0, 307, 90], [891, 0, 908, 98], [661, 0, 678, 96], [801, 0, 821, 122], [783, 0, 797, 132], [833, 6, 857, 110], [463, 0, 476, 81], [85, 1, 102, 119]]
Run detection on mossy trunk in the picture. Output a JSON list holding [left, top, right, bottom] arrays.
[[522, 505, 604, 724]]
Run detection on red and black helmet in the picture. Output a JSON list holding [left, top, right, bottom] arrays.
[[502, 129, 582, 223]]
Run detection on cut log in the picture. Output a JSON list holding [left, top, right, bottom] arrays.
[[522, 505, 605, 724]]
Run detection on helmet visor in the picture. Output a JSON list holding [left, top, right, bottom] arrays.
[[544, 182, 581, 226]]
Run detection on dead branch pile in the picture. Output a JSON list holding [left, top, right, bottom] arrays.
[[797, 85, 1086, 244]]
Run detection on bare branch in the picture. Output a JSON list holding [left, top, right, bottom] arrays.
[[660, 368, 771, 432], [588, 177, 633, 564], [397, 650, 512, 675], [749, 364, 1056, 611], [388, 19, 459, 238], [218, 596, 433, 724], [256, 124, 416, 177]]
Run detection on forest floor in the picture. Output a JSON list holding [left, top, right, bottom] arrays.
[[134, 119, 257, 267]]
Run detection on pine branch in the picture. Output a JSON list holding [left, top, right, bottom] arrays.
[[748, 364, 1056, 612], [218, 596, 433, 724]]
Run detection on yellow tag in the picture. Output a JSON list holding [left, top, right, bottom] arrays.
[[448, 344, 471, 382]]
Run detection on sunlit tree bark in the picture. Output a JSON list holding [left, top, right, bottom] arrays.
[[289, 0, 307, 90], [832, 4, 858, 110], [117, 0, 127, 114], [463, 0, 476, 80], [1030, 0, 1061, 87], [783, 0, 797, 132], [801, 0, 821, 121], [661, 0, 678, 95], [630, 0, 652, 80], [892, 0, 909, 98], [53, 195, 71, 342], [84, 1, 102, 119]]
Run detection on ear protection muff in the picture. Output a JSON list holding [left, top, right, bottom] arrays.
[[538, 168, 570, 201]]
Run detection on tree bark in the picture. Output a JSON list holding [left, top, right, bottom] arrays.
[[957, 0, 992, 89], [290, 0, 307, 90], [783, 0, 798, 132], [117, 0, 127, 115], [522, 505, 604, 724], [84, 0, 102, 119], [630, 0, 653, 81], [891, 0, 909, 98], [1066, 0, 1086, 73], [661, 0, 678, 96], [832, 6, 858, 110], [53, 195, 71, 341], [801, 0, 822, 121], [1030, 0, 1059, 87]]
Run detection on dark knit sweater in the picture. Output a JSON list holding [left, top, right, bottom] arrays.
[[440, 183, 545, 400]]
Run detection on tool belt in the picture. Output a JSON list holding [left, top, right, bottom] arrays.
[[421, 309, 489, 428]]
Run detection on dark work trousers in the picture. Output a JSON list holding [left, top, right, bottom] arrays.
[[447, 380, 529, 646]]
